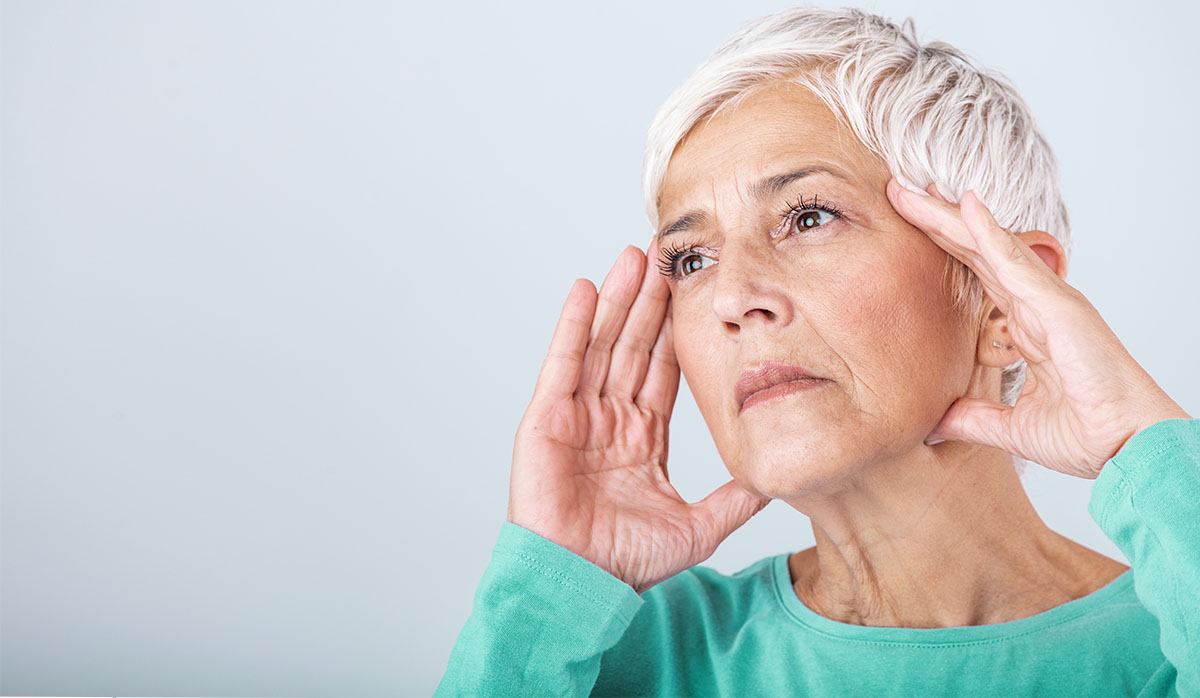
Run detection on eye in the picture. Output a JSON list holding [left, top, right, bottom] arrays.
[[793, 208, 835, 233], [776, 194, 845, 239], [678, 252, 715, 277], [657, 243, 718, 281]]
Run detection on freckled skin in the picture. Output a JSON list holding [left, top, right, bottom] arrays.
[[658, 82, 978, 500]]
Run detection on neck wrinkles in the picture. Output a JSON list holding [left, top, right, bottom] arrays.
[[782, 440, 1127, 629]]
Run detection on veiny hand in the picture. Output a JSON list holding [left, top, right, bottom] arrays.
[[888, 178, 1192, 479], [508, 245, 770, 593]]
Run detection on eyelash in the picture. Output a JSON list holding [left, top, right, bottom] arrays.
[[656, 194, 846, 280]]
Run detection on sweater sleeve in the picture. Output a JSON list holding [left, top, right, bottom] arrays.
[[434, 522, 646, 697], [1088, 417, 1200, 697]]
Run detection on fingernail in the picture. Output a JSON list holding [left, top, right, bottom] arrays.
[[933, 182, 954, 201], [925, 438, 946, 446], [964, 188, 989, 209], [896, 175, 930, 197]]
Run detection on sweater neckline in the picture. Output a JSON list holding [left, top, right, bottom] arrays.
[[769, 552, 1135, 645]]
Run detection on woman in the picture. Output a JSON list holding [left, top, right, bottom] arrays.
[[436, 7, 1197, 696]]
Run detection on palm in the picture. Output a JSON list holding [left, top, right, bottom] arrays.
[[1002, 365, 1123, 479], [997, 315, 1142, 477], [508, 246, 769, 592], [515, 398, 698, 591]]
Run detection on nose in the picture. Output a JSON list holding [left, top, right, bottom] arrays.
[[710, 241, 794, 335]]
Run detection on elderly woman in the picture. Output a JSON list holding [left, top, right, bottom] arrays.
[[435, 7, 1197, 696]]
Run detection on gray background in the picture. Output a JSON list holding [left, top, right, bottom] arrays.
[[2, 0, 1196, 695]]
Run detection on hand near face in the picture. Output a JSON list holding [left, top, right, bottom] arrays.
[[888, 179, 1192, 479], [508, 245, 771, 593]]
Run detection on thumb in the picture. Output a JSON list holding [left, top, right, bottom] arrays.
[[927, 397, 1013, 449], [690, 479, 771, 554]]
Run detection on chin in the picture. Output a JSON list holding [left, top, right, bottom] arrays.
[[728, 429, 857, 500]]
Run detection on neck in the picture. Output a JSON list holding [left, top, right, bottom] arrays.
[[783, 440, 1127, 628]]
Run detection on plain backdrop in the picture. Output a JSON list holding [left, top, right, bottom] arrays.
[[2, 0, 1197, 695]]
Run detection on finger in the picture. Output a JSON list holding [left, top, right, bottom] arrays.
[[603, 244, 671, 400], [635, 301, 680, 420], [926, 396, 1014, 453], [926, 182, 950, 202], [887, 178, 1016, 315], [578, 246, 645, 396], [690, 479, 771, 556], [959, 190, 1063, 301], [531, 278, 598, 402], [888, 177, 982, 263]]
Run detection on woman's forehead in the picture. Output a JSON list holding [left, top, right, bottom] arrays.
[[658, 86, 887, 217]]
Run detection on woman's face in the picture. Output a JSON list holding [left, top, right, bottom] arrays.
[[656, 81, 980, 500]]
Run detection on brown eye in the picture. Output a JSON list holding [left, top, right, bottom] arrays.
[[794, 209, 832, 233], [681, 254, 706, 276], [658, 245, 717, 280]]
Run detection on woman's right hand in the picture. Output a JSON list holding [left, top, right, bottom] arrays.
[[508, 244, 771, 594]]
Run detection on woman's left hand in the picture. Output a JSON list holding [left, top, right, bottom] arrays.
[[887, 177, 1192, 479]]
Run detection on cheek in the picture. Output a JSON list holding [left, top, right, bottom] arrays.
[[670, 293, 737, 443], [812, 243, 969, 398], [671, 296, 720, 398], [668, 238, 970, 435]]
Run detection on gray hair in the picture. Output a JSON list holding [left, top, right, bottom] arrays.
[[641, 7, 1071, 473]]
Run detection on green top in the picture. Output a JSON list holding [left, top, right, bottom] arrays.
[[436, 418, 1200, 697]]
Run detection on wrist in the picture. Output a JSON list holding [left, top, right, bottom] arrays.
[[1115, 396, 1192, 457]]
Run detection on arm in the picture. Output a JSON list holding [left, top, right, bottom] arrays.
[[434, 248, 767, 694], [434, 523, 644, 697], [1089, 418, 1200, 697]]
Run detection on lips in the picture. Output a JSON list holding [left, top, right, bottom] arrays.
[[735, 361, 825, 412]]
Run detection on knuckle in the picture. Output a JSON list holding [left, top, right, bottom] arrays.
[[597, 293, 632, 314], [649, 346, 679, 368], [614, 328, 653, 354], [546, 349, 582, 364], [588, 330, 616, 353]]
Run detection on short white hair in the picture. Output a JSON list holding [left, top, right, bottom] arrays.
[[641, 7, 1071, 472]]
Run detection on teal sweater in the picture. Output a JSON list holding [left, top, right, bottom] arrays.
[[436, 419, 1199, 697]]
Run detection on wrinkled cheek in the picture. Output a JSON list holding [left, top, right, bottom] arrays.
[[825, 274, 902, 344], [821, 255, 966, 416]]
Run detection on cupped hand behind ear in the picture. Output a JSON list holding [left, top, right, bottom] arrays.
[[889, 178, 1191, 479]]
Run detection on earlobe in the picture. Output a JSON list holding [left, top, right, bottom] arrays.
[[975, 306, 1018, 368], [977, 326, 1019, 367]]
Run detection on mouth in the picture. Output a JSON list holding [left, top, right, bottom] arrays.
[[736, 361, 827, 413]]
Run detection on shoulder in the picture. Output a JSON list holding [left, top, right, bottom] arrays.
[[628, 553, 784, 636], [593, 553, 785, 695]]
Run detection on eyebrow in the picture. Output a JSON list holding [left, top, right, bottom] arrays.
[[656, 165, 850, 241]]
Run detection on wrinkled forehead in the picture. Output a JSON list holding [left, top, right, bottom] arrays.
[[657, 82, 888, 219]]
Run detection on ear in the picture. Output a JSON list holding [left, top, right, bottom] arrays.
[[977, 229, 1067, 367], [1018, 229, 1068, 280]]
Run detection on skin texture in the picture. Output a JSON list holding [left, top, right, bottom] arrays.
[[658, 82, 984, 506], [656, 81, 1115, 626], [508, 79, 1190, 623]]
